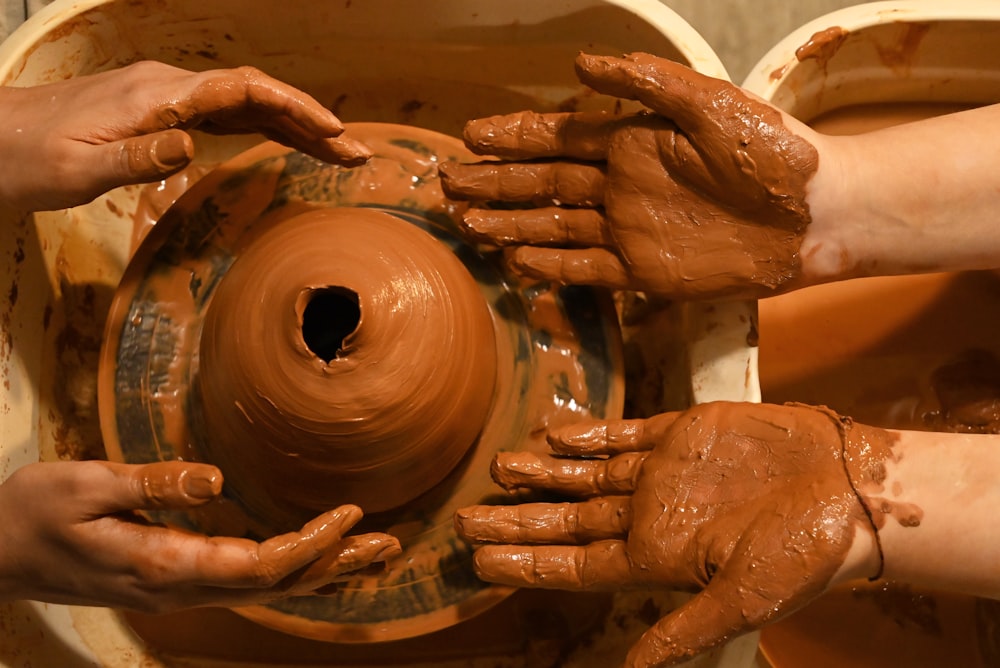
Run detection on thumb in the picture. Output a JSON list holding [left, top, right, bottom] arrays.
[[623, 580, 761, 668], [105, 129, 194, 187], [94, 461, 223, 514]]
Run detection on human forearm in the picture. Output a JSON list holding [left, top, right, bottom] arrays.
[[802, 103, 1000, 285], [852, 429, 1000, 598]]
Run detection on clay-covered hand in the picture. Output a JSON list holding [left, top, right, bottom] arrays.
[[438, 52, 821, 300], [0, 61, 371, 212], [0, 460, 401, 613], [456, 402, 883, 667]]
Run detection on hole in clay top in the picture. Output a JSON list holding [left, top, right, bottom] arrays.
[[301, 287, 361, 363]]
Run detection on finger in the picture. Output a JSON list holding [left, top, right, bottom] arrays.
[[233, 67, 345, 136], [197, 121, 373, 167], [305, 135, 372, 167], [166, 505, 364, 589], [169, 65, 345, 138], [89, 460, 222, 515], [575, 52, 713, 133], [148, 65, 366, 166], [506, 246, 630, 289], [89, 129, 194, 195], [623, 580, 761, 668], [463, 111, 617, 160], [455, 497, 631, 545], [547, 413, 684, 456], [461, 207, 609, 247], [472, 540, 633, 590], [253, 505, 367, 579], [490, 451, 646, 496], [439, 160, 605, 206], [280, 532, 402, 596]]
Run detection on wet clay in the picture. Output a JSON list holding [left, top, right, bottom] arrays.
[[926, 349, 1000, 433], [197, 206, 497, 525], [759, 101, 997, 667], [795, 26, 849, 71], [125, 589, 613, 665], [459, 402, 896, 664], [875, 22, 931, 76], [99, 124, 625, 643], [440, 52, 820, 300], [127, 163, 212, 252]]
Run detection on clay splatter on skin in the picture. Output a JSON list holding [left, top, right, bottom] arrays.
[[458, 402, 919, 664], [440, 52, 821, 300]]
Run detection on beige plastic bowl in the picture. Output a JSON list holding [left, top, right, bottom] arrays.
[[744, 0, 1000, 117], [743, 2, 1000, 667], [0, 0, 759, 666]]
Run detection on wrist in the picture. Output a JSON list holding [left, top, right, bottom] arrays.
[[791, 404, 888, 586], [831, 523, 882, 586], [838, 416, 895, 582], [872, 430, 1000, 597], [797, 132, 866, 286]]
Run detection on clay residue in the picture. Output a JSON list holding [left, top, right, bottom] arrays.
[[829, 412, 918, 543], [100, 124, 624, 643], [795, 26, 849, 70], [48, 234, 116, 462], [129, 163, 212, 253], [461, 402, 897, 663], [442, 52, 820, 299], [925, 349, 1000, 433], [769, 62, 791, 83], [197, 207, 498, 528], [875, 22, 932, 76], [874, 498, 924, 528]]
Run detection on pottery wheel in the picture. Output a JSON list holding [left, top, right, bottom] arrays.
[[98, 123, 624, 642]]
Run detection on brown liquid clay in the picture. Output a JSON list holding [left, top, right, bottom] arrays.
[[196, 206, 496, 526], [758, 101, 998, 668], [794, 26, 849, 71]]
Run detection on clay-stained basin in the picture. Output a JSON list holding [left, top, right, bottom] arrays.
[[742, 3, 1000, 667]]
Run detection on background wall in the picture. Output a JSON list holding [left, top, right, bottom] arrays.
[[661, 0, 880, 82]]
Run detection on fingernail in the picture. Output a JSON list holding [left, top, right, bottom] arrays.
[[437, 161, 455, 178], [332, 504, 363, 529], [181, 468, 222, 500], [373, 539, 402, 562], [506, 250, 555, 282], [460, 213, 494, 241], [462, 119, 499, 148], [325, 138, 372, 167], [499, 452, 544, 474], [454, 509, 471, 535], [151, 131, 193, 171]]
